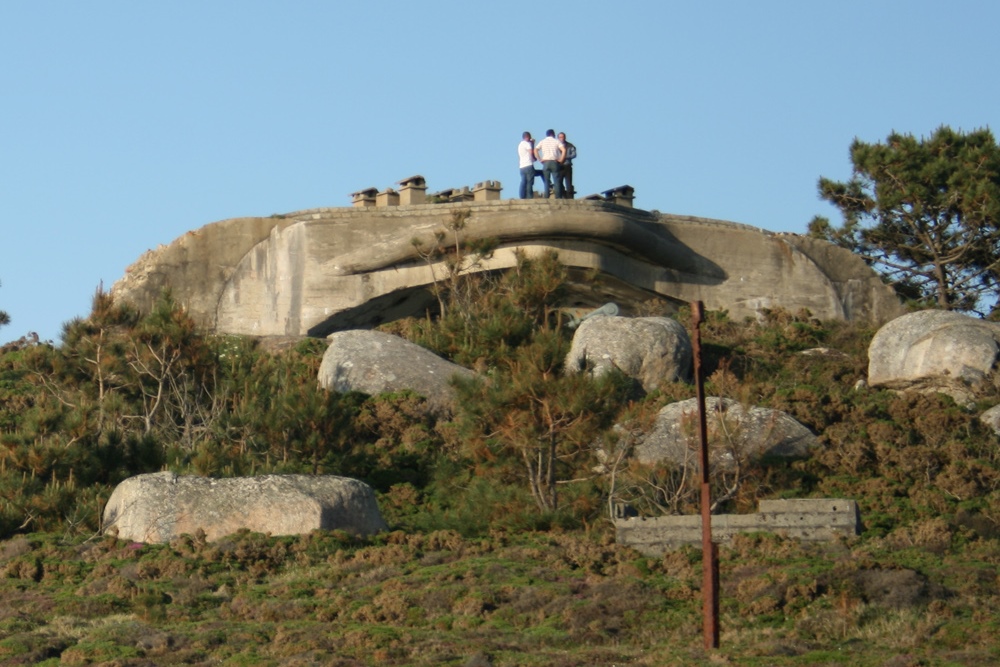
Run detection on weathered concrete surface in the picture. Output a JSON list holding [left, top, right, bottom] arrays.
[[616, 498, 860, 555], [102, 472, 387, 544], [318, 329, 475, 415], [111, 200, 903, 337]]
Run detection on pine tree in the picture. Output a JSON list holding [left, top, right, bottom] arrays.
[[0, 279, 10, 329], [810, 126, 1000, 313]]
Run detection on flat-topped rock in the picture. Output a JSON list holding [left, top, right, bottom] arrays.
[[102, 472, 388, 544]]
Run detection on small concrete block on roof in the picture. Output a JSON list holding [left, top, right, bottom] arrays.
[[376, 188, 400, 207], [350, 187, 378, 207], [397, 175, 426, 187], [398, 175, 428, 205], [473, 180, 502, 201], [601, 185, 635, 208]]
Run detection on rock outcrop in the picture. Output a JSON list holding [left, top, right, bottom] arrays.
[[564, 315, 692, 392], [102, 472, 387, 544], [868, 310, 1000, 403], [979, 404, 1000, 435], [318, 330, 474, 414], [623, 397, 817, 468]]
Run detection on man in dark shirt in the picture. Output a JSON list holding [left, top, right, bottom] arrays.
[[557, 132, 577, 199]]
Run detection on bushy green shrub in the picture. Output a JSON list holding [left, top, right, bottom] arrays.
[[3, 258, 1000, 549]]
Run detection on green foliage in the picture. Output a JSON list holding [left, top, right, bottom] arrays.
[[0, 288, 463, 537], [383, 471, 556, 536], [388, 248, 566, 369], [8, 214, 1000, 664], [2, 235, 1000, 587], [452, 342, 633, 514], [399, 247, 633, 514], [0, 278, 13, 333], [6, 248, 1000, 663], [382, 244, 635, 518], [811, 125, 1000, 313], [605, 305, 1000, 540], [352, 392, 440, 490], [3, 526, 998, 665], [409, 209, 500, 321]]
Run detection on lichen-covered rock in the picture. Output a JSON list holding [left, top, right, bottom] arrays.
[[868, 310, 1000, 403], [627, 397, 817, 467], [103, 472, 387, 544], [318, 329, 475, 415], [979, 404, 1000, 435], [564, 315, 692, 393]]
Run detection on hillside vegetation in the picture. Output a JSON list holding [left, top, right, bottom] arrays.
[[1, 251, 999, 665]]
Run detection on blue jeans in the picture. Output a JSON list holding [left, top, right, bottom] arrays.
[[542, 161, 562, 198], [519, 166, 535, 199]]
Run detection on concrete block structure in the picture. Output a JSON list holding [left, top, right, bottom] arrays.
[[365, 177, 503, 207], [603, 185, 635, 208], [615, 498, 860, 556], [350, 187, 377, 207], [376, 188, 400, 207], [473, 180, 502, 201], [110, 173, 905, 339], [360, 177, 639, 209], [398, 175, 427, 205]]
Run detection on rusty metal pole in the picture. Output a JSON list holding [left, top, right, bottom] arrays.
[[691, 300, 720, 649]]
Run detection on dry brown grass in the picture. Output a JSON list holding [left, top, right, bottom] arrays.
[[0, 526, 996, 666]]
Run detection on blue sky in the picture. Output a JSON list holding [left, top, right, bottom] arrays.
[[2, 1, 998, 344]]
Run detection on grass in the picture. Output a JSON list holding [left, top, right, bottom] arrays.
[[0, 526, 998, 666], [3, 309, 1000, 664]]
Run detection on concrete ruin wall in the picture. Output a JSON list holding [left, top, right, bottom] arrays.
[[111, 196, 904, 338], [616, 498, 860, 556]]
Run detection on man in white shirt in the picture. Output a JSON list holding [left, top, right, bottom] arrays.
[[517, 132, 536, 199], [533, 129, 567, 198]]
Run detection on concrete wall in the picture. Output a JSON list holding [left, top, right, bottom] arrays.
[[111, 200, 903, 337], [616, 498, 860, 556]]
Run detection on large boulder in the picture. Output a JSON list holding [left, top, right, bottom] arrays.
[[318, 330, 475, 414], [103, 472, 388, 544], [564, 315, 692, 392], [627, 397, 817, 467], [868, 310, 1000, 403]]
